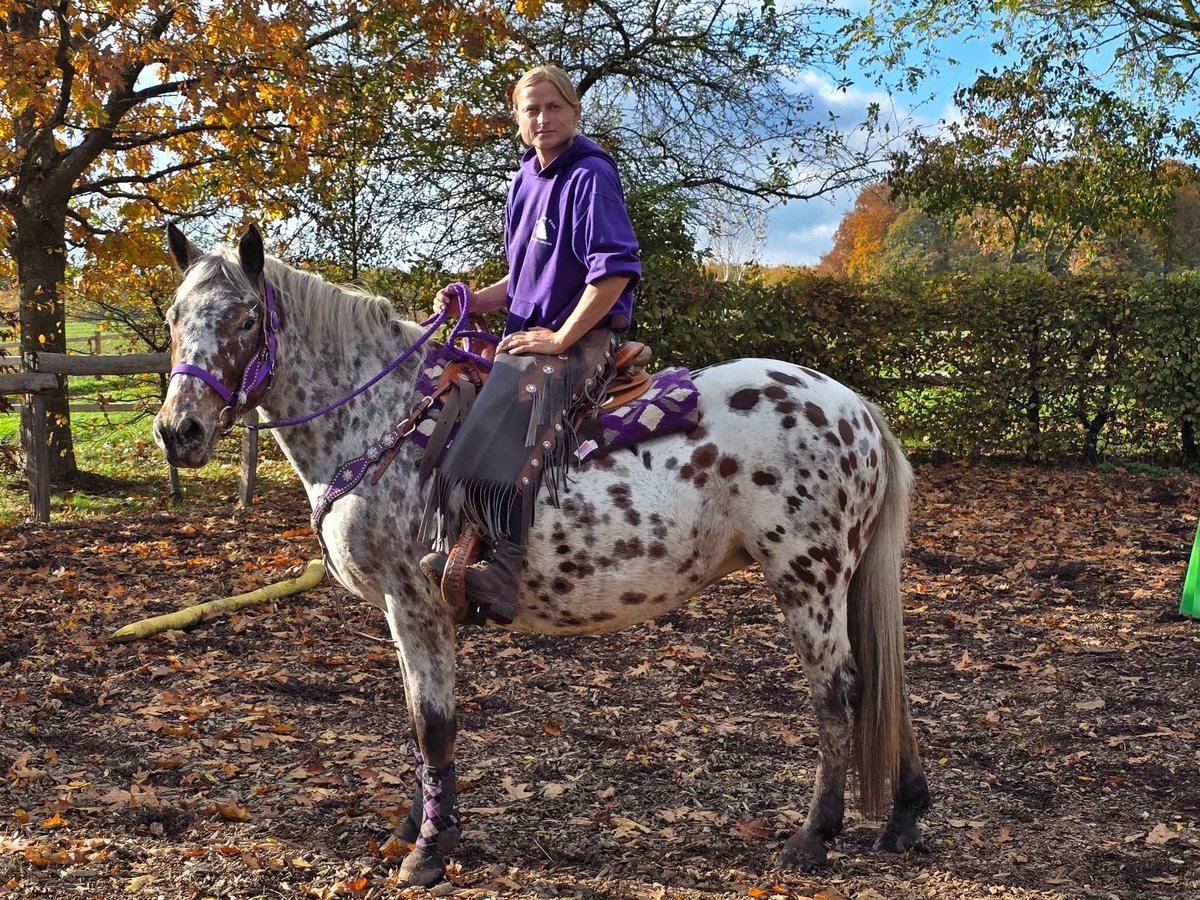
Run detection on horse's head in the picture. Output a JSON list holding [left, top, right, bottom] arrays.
[[154, 223, 277, 467]]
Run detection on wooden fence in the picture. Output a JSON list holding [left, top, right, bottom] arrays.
[[1, 351, 259, 523], [0, 331, 115, 371]]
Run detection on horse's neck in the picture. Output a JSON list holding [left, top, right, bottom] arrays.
[[255, 296, 424, 494]]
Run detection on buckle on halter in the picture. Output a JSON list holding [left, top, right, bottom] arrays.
[[218, 404, 238, 434]]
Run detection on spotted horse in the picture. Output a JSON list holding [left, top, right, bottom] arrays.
[[154, 225, 930, 887]]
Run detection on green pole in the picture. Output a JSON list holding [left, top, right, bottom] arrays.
[[1180, 519, 1200, 618]]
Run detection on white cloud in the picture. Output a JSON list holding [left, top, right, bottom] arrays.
[[758, 67, 968, 265], [762, 188, 855, 266]]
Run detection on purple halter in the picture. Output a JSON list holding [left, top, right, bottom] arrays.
[[169, 282, 280, 430]]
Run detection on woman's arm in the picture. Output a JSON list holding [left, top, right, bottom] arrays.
[[498, 274, 630, 355], [435, 275, 509, 315]]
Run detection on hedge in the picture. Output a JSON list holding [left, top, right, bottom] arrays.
[[633, 266, 1200, 464]]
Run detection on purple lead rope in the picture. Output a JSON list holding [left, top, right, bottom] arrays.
[[252, 282, 492, 431]]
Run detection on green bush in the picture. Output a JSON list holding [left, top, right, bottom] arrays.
[[633, 265, 1200, 464]]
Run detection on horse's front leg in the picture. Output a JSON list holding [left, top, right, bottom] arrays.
[[384, 591, 460, 888]]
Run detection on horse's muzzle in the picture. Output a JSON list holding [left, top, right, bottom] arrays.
[[154, 412, 213, 468]]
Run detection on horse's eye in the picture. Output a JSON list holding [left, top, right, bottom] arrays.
[[242, 317, 257, 331]]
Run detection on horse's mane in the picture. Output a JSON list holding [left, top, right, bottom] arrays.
[[178, 247, 426, 363]]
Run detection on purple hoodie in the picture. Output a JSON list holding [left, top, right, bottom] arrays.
[[504, 135, 640, 336]]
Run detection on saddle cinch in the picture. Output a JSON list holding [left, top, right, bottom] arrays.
[[407, 329, 655, 623]]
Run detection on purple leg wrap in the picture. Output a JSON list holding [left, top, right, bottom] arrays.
[[415, 761, 461, 854]]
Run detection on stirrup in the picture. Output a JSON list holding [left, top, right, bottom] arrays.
[[440, 521, 481, 623]]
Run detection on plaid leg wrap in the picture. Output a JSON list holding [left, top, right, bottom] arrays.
[[415, 761, 461, 854]]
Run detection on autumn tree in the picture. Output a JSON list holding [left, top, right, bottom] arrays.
[[281, 0, 895, 270], [0, 0, 507, 480], [816, 183, 901, 280], [888, 58, 1176, 273]]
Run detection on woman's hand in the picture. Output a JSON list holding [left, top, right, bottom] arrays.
[[433, 284, 468, 317], [498, 327, 566, 356]]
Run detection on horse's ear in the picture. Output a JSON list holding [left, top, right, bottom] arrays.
[[238, 223, 265, 282], [166, 223, 201, 272]]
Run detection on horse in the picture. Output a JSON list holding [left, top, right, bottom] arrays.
[[154, 223, 930, 887]]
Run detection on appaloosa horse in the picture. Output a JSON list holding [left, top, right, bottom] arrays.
[[154, 224, 929, 887]]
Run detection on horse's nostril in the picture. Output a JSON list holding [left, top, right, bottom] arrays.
[[179, 416, 205, 444]]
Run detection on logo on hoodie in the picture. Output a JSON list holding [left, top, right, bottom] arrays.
[[532, 216, 556, 245]]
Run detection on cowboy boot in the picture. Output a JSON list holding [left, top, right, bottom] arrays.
[[420, 541, 522, 626]]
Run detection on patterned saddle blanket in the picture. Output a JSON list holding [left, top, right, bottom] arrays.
[[411, 350, 701, 463]]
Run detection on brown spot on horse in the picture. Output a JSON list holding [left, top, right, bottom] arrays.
[[729, 388, 761, 411]]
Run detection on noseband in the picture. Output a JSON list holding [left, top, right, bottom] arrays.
[[169, 281, 280, 432]]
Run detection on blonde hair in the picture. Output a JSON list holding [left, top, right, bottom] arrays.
[[511, 65, 581, 110]]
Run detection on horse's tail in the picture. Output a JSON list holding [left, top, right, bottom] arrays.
[[847, 399, 914, 819]]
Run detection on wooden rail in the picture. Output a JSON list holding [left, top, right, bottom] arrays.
[[32, 351, 169, 376], [0, 330, 115, 355]]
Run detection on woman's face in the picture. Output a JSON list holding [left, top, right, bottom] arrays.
[[514, 80, 581, 162]]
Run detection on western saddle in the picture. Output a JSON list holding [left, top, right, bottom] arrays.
[[412, 332, 654, 623]]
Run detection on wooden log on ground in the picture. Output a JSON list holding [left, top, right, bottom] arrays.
[[33, 351, 170, 376], [24, 392, 50, 523], [110, 559, 326, 643], [240, 410, 258, 507]]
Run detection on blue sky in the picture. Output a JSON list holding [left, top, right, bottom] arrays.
[[761, 30, 1003, 266]]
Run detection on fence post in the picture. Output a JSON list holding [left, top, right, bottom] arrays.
[[167, 464, 181, 501], [239, 410, 258, 507], [23, 391, 50, 523]]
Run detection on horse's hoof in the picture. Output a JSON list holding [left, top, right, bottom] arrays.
[[778, 832, 828, 871], [874, 823, 924, 853], [398, 848, 446, 887]]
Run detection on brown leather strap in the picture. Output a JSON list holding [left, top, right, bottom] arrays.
[[369, 387, 449, 486], [441, 520, 480, 622], [418, 389, 464, 484]]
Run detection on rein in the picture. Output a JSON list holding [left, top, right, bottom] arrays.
[[170, 281, 493, 432]]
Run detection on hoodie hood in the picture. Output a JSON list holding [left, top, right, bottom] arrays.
[[522, 134, 618, 179]]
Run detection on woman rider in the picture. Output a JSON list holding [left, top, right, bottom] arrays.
[[420, 65, 641, 625]]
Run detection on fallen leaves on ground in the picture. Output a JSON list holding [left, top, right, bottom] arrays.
[[0, 464, 1198, 898]]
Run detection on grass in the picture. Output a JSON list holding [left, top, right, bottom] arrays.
[[0, 412, 301, 526]]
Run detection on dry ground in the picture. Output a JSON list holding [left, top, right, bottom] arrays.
[[0, 463, 1197, 899]]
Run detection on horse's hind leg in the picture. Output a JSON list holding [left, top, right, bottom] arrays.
[[773, 589, 859, 870], [874, 724, 929, 852], [383, 592, 460, 888]]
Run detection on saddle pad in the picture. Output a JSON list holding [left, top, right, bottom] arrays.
[[411, 351, 702, 462], [575, 366, 701, 459]]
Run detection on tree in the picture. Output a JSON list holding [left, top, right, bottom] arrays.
[[888, 58, 1176, 273], [0, 1, 505, 480], [1161, 161, 1200, 268], [816, 183, 901, 280], [879, 204, 982, 274], [281, 0, 897, 271], [703, 203, 768, 283]]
